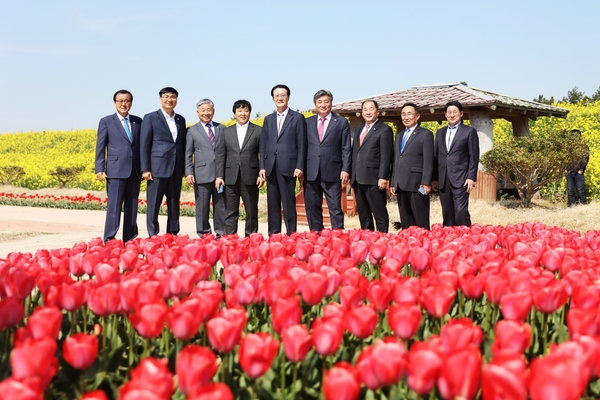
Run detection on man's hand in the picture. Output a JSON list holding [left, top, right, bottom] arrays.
[[259, 169, 266, 180], [432, 181, 439, 192], [578, 170, 584, 175], [215, 178, 224, 190], [142, 171, 153, 181], [256, 176, 265, 188], [340, 171, 350, 187], [390, 186, 396, 195], [185, 175, 195, 186], [464, 179, 475, 193], [420, 184, 431, 195], [294, 169, 303, 178], [96, 172, 105, 182], [378, 179, 389, 190]]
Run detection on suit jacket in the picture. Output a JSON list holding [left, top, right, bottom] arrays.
[[95, 113, 142, 179], [140, 109, 186, 179], [259, 109, 307, 177], [351, 120, 393, 186], [433, 123, 479, 189], [391, 125, 434, 192], [185, 121, 223, 184], [305, 113, 351, 182], [216, 122, 261, 186]]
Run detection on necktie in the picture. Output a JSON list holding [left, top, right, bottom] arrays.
[[123, 118, 132, 142], [400, 128, 410, 152], [360, 124, 370, 146], [318, 117, 325, 142], [277, 114, 284, 135], [207, 124, 215, 145], [446, 126, 456, 150]]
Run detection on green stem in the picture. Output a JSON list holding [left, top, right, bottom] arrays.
[[102, 316, 108, 361], [280, 352, 286, 400], [542, 312, 549, 355], [251, 379, 257, 400], [292, 363, 298, 400], [80, 371, 86, 396], [458, 291, 465, 318]]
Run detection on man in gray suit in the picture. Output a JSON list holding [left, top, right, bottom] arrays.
[[95, 89, 141, 243], [215, 100, 264, 236], [185, 99, 226, 238], [390, 102, 434, 230]]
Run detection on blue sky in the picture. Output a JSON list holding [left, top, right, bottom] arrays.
[[1, 0, 599, 133]]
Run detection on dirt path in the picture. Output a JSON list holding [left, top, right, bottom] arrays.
[[0, 205, 306, 258]]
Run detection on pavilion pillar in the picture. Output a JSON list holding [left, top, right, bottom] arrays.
[[510, 116, 530, 137], [469, 111, 496, 202]]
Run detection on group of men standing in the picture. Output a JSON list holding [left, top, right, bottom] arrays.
[[95, 85, 480, 244]]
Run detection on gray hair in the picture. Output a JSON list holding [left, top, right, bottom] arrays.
[[313, 89, 333, 104], [196, 99, 214, 109]]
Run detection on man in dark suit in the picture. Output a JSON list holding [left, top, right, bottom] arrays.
[[351, 100, 393, 232], [185, 99, 226, 238], [215, 100, 264, 236], [304, 89, 351, 232], [390, 103, 434, 230], [140, 87, 186, 236], [432, 100, 480, 227], [259, 84, 307, 235], [95, 89, 142, 243]]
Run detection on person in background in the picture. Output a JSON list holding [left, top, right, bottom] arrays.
[[185, 99, 226, 238], [95, 89, 142, 243], [566, 129, 589, 206], [215, 100, 264, 236], [140, 87, 186, 236]]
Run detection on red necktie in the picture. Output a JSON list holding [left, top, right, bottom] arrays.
[[360, 124, 370, 146], [318, 118, 325, 142]]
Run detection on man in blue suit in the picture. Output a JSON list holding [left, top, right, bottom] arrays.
[[304, 89, 351, 232], [140, 87, 187, 236], [95, 89, 142, 243], [259, 84, 307, 235]]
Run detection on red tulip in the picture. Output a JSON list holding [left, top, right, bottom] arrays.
[[356, 339, 407, 389], [484, 275, 507, 304], [261, 276, 296, 306], [239, 333, 280, 379], [419, 285, 455, 319], [345, 305, 378, 339], [271, 296, 302, 334], [532, 279, 568, 314], [323, 362, 361, 400], [206, 308, 247, 353], [80, 390, 109, 400], [128, 357, 174, 399], [282, 324, 313, 363], [406, 349, 442, 396], [0, 378, 42, 400], [118, 381, 168, 400], [437, 346, 481, 400], [167, 298, 202, 340], [320, 266, 342, 297], [350, 240, 369, 264], [187, 383, 234, 400], [191, 284, 224, 321], [93, 263, 120, 286], [312, 316, 344, 356], [393, 276, 421, 304], [388, 303, 422, 340], [500, 291, 532, 321], [567, 307, 598, 338], [528, 352, 588, 400], [367, 280, 394, 313], [0, 297, 25, 329], [27, 306, 62, 340], [176, 345, 218, 395], [87, 283, 121, 317], [58, 282, 86, 312], [232, 276, 259, 306], [408, 246, 430, 273], [135, 280, 164, 306], [11, 337, 58, 388], [440, 318, 483, 354], [167, 263, 199, 298], [481, 353, 527, 400], [129, 301, 168, 339], [299, 272, 328, 305], [458, 273, 486, 299], [369, 239, 387, 265], [3, 268, 36, 299], [339, 285, 363, 308], [62, 333, 98, 370]]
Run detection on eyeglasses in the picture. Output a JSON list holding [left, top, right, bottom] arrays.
[[401, 112, 416, 117], [273, 94, 288, 99], [161, 95, 178, 100], [115, 100, 132, 104]]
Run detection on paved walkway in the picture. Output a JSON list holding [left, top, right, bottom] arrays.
[[0, 205, 309, 258]]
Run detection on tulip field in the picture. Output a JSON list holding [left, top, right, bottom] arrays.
[[2, 223, 600, 399]]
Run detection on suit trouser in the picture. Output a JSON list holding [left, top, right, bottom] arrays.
[[146, 172, 182, 236], [194, 182, 225, 238], [224, 173, 259, 236], [304, 172, 344, 232], [104, 173, 141, 243], [566, 172, 586, 206], [439, 182, 471, 227], [353, 182, 389, 232], [397, 189, 430, 230], [266, 163, 297, 235]]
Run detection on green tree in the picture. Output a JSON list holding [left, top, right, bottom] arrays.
[[562, 86, 587, 104], [591, 86, 600, 102], [533, 94, 555, 105], [481, 130, 588, 205], [48, 166, 86, 188]]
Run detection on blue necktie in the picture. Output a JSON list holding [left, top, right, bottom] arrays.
[[123, 118, 132, 142], [400, 129, 410, 152]]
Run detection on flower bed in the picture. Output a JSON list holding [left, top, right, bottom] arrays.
[[0, 223, 599, 399]]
